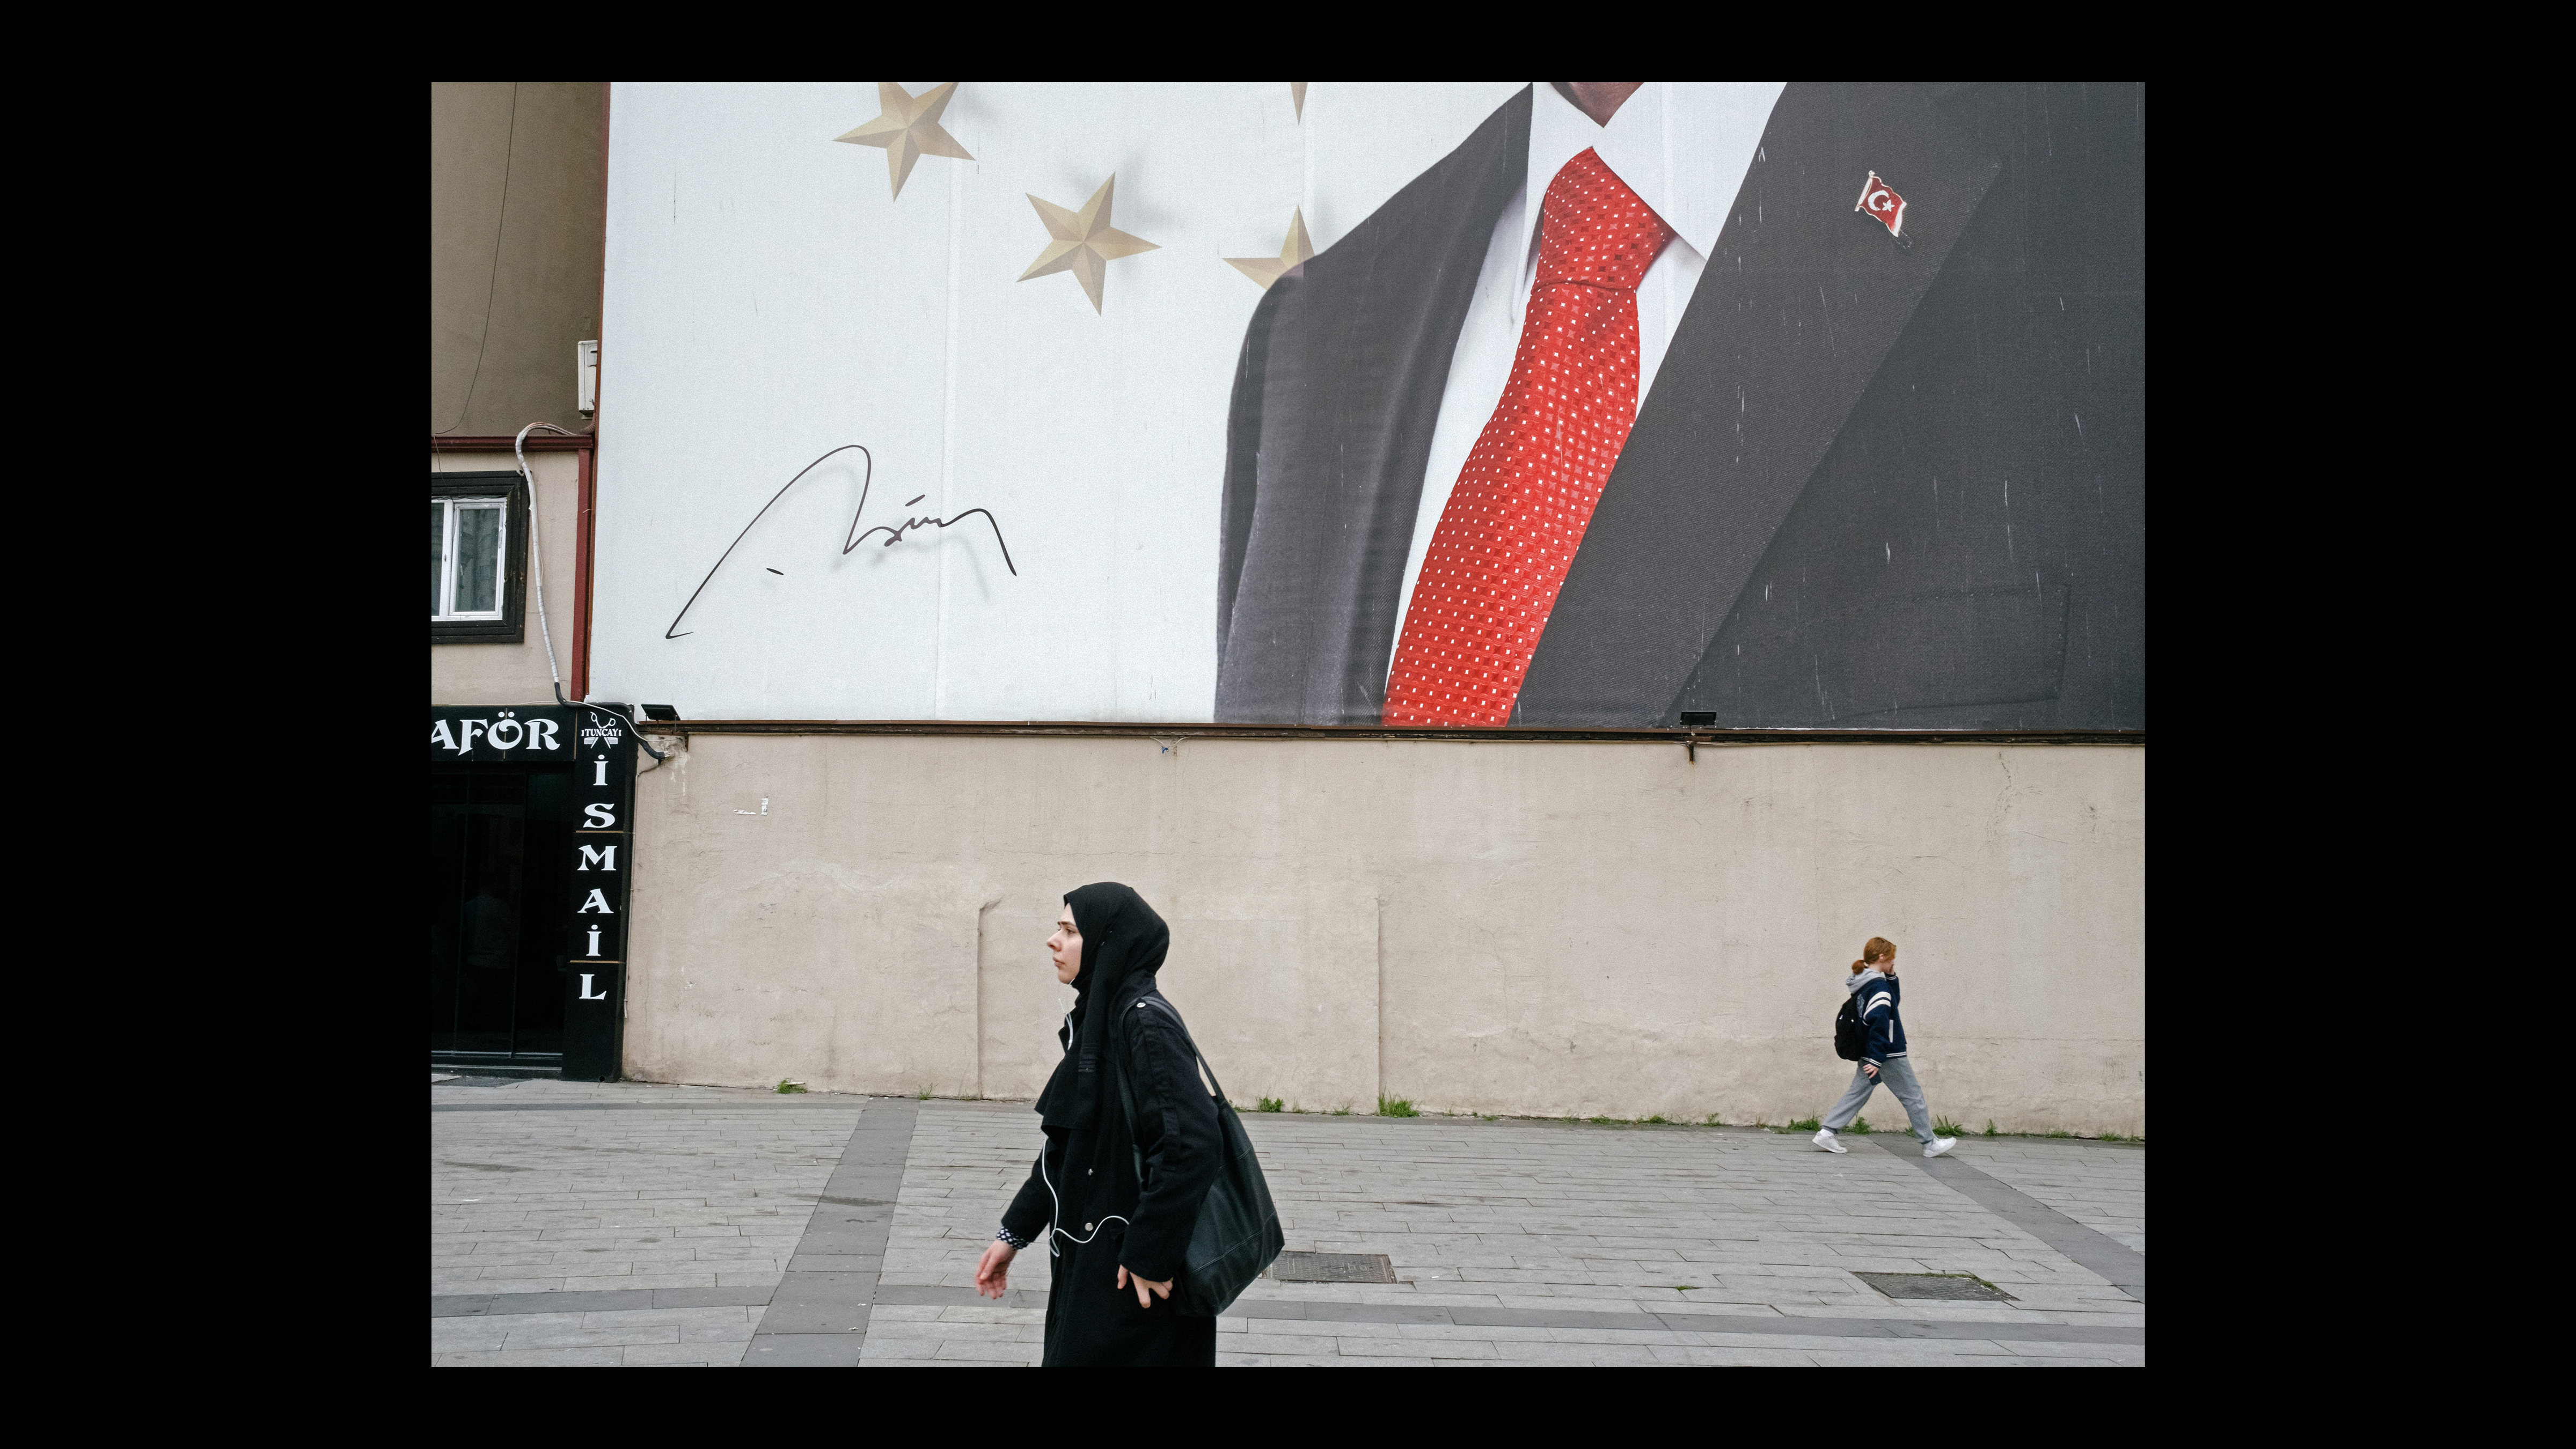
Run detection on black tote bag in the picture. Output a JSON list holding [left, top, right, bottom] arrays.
[[1115, 995, 1285, 1316]]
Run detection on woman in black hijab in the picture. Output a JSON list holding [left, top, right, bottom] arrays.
[[974, 883, 1225, 1366]]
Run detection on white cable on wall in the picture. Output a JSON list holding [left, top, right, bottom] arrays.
[[514, 421, 576, 693], [513, 422, 667, 763]]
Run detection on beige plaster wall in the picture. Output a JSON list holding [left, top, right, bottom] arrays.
[[431, 82, 604, 437], [430, 451, 583, 706], [623, 735, 2145, 1136]]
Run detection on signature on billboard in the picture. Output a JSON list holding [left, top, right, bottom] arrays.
[[664, 443, 1016, 640]]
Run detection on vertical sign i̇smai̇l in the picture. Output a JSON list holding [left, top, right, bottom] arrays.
[[564, 706, 637, 1080]]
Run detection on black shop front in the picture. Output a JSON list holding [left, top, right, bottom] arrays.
[[430, 704, 635, 1080]]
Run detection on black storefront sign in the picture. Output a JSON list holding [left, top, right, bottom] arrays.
[[564, 707, 635, 1080], [430, 705, 580, 762], [430, 704, 636, 1081]]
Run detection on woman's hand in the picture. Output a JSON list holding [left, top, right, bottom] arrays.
[[975, 1240, 1016, 1299], [1116, 1265, 1174, 1308]]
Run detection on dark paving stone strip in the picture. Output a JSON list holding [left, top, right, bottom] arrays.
[[434, 1286, 773, 1318], [1251, 1301, 2143, 1344], [874, 1283, 1049, 1311], [431, 1282, 2140, 1345], [1873, 1136, 2146, 1302], [853, 1285, 2143, 1344], [432, 1101, 865, 1113], [743, 1096, 919, 1367]]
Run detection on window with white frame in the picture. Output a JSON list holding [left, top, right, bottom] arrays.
[[430, 472, 526, 643], [431, 496, 510, 620]]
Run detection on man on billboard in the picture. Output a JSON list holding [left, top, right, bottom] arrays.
[[1214, 82, 2143, 730]]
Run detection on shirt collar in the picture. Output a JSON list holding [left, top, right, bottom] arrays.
[[1518, 82, 1787, 293]]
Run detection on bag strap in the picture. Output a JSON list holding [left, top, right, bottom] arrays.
[[1111, 993, 1231, 1187], [1113, 1036, 1145, 1184], [1135, 993, 1233, 1103]]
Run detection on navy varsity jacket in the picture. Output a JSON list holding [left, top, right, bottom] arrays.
[[1858, 972, 1907, 1065]]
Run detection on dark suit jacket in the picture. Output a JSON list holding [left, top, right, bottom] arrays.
[[1216, 83, 2144, 729]]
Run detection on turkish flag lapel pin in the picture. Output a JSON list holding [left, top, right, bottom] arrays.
[[1855, 171, 1909, 244]]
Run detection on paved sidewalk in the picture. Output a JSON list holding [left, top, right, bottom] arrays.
[[1962, 1139, 2146, 1255], [432, 1079, 2143, 1366], [431, 1077, 862, 1365]]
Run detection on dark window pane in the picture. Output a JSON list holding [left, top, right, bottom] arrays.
[[454, 504, 503, 615]]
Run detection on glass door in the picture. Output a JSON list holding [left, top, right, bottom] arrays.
[[431, 765, 569, 1063]]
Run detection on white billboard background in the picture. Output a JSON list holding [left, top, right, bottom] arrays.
[[594, 81, 1528, 720]]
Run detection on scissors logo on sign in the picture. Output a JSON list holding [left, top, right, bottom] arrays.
[[1855, 171, 1907, 238]]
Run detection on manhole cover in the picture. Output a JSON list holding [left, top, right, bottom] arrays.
[[1269, 1252, 1396, 1283], [1854, 1272, 2015, 1302]]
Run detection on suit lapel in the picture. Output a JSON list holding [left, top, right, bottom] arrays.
[[1216, 89, 1530, 725], [1516, 82, 2002, 726]]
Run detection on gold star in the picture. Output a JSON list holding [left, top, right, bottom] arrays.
[[1224, 207, 1316, 290], [835, 81, 974, 200], [1018, 175, 1159, 313]]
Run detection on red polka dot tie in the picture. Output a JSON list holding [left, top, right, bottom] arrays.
[[1384, 149, 1675, 727]]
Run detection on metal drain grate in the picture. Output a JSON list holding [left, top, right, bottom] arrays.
[[1268, 1252, 1397, 1283], [1854, 1272, 2016, 1302]]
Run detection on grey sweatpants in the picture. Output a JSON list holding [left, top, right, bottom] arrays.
[[1822, 1056, 1937, 1143]]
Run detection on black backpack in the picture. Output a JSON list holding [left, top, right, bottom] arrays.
[[1834, 991, 1869, 1060], [1114, 994, 1285, 1317]]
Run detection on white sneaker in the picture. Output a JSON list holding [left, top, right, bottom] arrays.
[[1924, 1137, 1957, 1159], [1813, 1129, 1847, 1154]]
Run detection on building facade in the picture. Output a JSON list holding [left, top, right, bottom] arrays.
[[434, 82, 2146, 1131], [430, 82, 634, 1079]]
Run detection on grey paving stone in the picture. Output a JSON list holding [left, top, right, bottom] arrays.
[[578, 1306, 754, 1328], [503, 1322, 679, 1350], [433, 1101, 865, 1113], [785, 1254, 885, 1273], [434, 1347, 626, 1367], [875, 1283, 1048, 1310], [857, 1335, 950, 1358], [437, 1088, 2145, 1367], [1869, 1136, 2145, 1301], [618, 1344, 725, 1366], [932, 1342, 1045, 1364], [743, 1098, 918, 1365], [651, 1286, 775, 1309], [1957, 1139, 2148, 1254], [429, 1318, 518, 1353], [757, 1301, 875, 1335], [742, 1333, 864, 1366], [1336, 1337, 1498, 1359], [432, 1091, 860, 1321]]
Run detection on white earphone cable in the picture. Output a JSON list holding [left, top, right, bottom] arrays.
[[1036, 1007, 1129, 1256]]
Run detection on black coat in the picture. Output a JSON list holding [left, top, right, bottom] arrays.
[[1215, 82, 2145, 730], [1004, 991, 1225, 1367]]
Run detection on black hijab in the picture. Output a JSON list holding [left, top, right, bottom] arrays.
[[1035, 882, 1170, 1130]]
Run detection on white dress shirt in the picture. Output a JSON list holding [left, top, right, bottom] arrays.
[[1389, 82, 1787, 673]]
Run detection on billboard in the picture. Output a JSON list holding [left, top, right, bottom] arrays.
[[594, 82, 2141, 729]]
